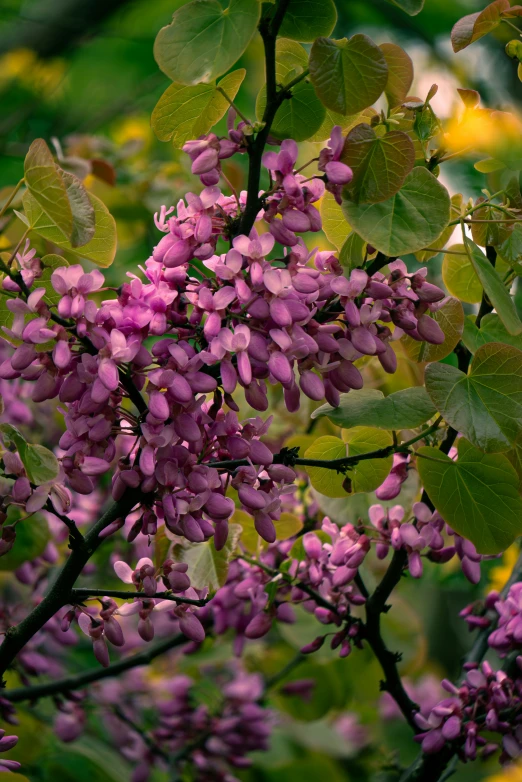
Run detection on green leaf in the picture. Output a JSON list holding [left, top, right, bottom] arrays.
[[442, 244, 483, 304], [24, 139, 73, 242], [464, 238, 522, 336], [341, 427, 393, 494], [425, 342, 522, 453], [339, 231, 366, 269], [471, 197, 513, 249], [342, 167, 450, 256], [462, 312, 522, 354], [303, 436, 347, 498], [380, 43, 414, 107], [451, 0, 510, 53], [0, 423, 60, 484], [256, 39, 325, 141], [341, 123, 415, 204], [415, 193, 464, 262], [276, 512, 304, 540], [320, 191, 350, 249], [417, 438, 522, 554], [386, 0, 424, 16], [264, 80, 326, 141], [153, 0, 260, 85], [309, 35, 388, 115], [23, 190, 116, 268], [59, 170, 95, 248], [173, 523, 241, 590], [312, 386, 437, 429], [151, 69, 246, 148], [400, 297, 465, 363], [0, 508, 50, 571], [279, 0, 337, 42]]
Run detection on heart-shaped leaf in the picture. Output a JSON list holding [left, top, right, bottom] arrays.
[[451, 0, 510, 52], [279, 0, 337, 42], [425, 342, 522, 453], [24, 139, 72, 242], [341, 427, 394, 494], [152, 69, 246, 148], [380, 43, 414, 107], [341, 123, 415, 203], [303, 436, 347, 498], [173, 523, 242, 590], [256, 39, 326, 141], [309, 35, 388, 115], [417, 438, 522, 554], [23, 190, 116, 268], [462, 312, 522, 354], [154, 0, 260, 84], [342, 167, 450, 256]]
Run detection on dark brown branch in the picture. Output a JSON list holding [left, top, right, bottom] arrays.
[[4, 632, 187, 703], [0, 488, 142, 682]]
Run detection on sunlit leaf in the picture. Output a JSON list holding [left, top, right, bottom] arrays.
[[173, 523, 241, 590], [320, 191, 351, 249], [154, 0, 260, 84], [24, 139, 72, 241], [0, 423, 60, 484], [23, 190, 116, 268], [303, 436, 347, 498], [442, 244, 483, 304], [400, 297, 465, 363], [341, 426, 393, 493], [152, 69, 246, 148]]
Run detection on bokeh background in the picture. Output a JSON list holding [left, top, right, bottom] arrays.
[[0, 0, 521, 780]]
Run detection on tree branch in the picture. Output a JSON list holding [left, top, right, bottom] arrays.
[[237, 0, 291, 237], [0, 488, 142, 682], [70, 588, 209, 607], [398, 550, 522, 782], [3, 632, 187, 703]]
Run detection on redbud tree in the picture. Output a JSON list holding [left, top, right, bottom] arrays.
[[0, 0, 522, 779]]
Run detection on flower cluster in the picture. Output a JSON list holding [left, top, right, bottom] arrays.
[[0, 125, 447, 558], [369, 502, 489, 582], [56, 668, 273, 782], [415, 661, 522, 763]]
